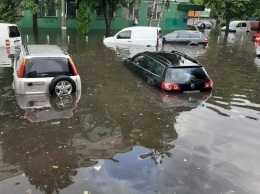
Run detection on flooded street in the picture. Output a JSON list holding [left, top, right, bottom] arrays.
[[0, 28, 260, 194]]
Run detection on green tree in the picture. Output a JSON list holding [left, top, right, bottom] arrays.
[[78, 0, 141, 37], [20, 0, 40, 35], [77, 1, 94, 35], [202, 0, 259, 34], [20, 0, 61, 35], [0, 0, 20, 23]]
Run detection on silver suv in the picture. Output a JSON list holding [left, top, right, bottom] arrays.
[[13, 45, 81, 96]]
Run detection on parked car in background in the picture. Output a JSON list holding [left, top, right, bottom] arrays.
[[187, 25, 199, 31], [221, 20, 251, 32], [250, 21, 260, 30], [13, 44, 81, 96], [195, 21, 212, 30], [0, 23, 22, 47], [103, 26, 162, 47], [162, 30, 208, 46], [0, 46, 19, 67], [123, 51, 213, 93]]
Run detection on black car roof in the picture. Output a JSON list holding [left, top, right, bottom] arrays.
[[143, 51, 201, 67]]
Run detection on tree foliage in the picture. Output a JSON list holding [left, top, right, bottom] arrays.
[[0, 0, 20, 23], [77, 0, 142, 37], [77, 1, 94, 35], [202, 0, 260, 34]]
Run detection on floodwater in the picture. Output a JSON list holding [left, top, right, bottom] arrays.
[[0, 28, 260, 194]]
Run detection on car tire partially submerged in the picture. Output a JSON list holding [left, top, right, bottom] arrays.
[[50, 75, 76, 96]]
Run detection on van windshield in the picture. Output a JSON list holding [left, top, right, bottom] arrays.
[[9, 26, 20, 38]]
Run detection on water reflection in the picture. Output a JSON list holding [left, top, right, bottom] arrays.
[[1, 29, 260, 194], [103, 42, 207, 59], [16, 91, 81, 122]]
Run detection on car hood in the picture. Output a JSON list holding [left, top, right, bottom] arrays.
[[103, 37, 115, 43]]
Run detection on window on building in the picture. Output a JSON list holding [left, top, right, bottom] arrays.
[[128, 4, 139, 20], [16, 7, 23, 17], [67, 0, 77, 18], [147, 3, 162, 20], [38, 0, 56, 17], [96, 6, 114, 20]]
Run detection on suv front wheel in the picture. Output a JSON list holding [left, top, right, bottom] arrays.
[[50, 75, 76, 96]]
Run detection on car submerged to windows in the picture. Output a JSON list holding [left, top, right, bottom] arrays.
[[123, 51, 213, 93], [13, 44, 81, 96], [162, 30, 208, 46]]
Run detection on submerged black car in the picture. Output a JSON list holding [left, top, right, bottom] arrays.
[[123, 51, 213, 93]]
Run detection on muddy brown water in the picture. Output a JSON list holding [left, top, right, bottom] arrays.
[[0, 28, 260, 194]]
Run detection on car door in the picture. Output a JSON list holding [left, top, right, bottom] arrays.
[[164, 32, 178, 43], [127, 54, 145, 75], [114, 30, 132, 45], [138, 56, 154, 82], [176, 31, 190, 44], [190, 32, 201, 44], [149, 59, 165, 87]]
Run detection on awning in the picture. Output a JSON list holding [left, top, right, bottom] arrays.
[[177, 4, 205, 11]]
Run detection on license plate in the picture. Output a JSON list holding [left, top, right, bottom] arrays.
[[25, 82, 46, 93], [183, 90, 200, 94]]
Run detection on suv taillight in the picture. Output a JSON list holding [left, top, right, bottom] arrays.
[[204, 80, 213, 89], [6, 39, 10, 47], [69, 58, 78, 75], [204, 39, 208, 44], [161, 82, 181, 91], [18, 59, 26, 78]]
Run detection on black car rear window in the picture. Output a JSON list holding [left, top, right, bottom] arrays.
[[165, 67, 209, 82], [9, 26, 20, 38], [25, 57, 73, 78]]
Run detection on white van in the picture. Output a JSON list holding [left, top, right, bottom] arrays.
[[0, 23, 22, 47], [103, 26, 162, 47], [221, 21, 251, 32]]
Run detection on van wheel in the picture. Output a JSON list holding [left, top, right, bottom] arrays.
[[50, 75, 76, 96]]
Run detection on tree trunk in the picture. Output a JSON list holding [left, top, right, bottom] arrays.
[[224, 3, 231, 37], [157, 0, 165, 27], [102, 1, 111, 37], [148, 0, 156, 26], [32, 13, 39, 44]]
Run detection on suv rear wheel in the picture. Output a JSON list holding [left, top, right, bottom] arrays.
[[50, 75, 76, 96]]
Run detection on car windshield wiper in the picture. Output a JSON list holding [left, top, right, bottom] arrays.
[[26, 71, 37, 77]]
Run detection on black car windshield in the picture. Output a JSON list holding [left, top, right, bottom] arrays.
[[165, 67, 209, 82], [25, 57, 72, 77]]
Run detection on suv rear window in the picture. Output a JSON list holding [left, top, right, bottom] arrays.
[[165, 67, 209, 82], [25, 57, 73, 78], [9, 26, 20, 38]]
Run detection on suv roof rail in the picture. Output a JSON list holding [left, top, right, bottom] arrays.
[[143, 51, 171, 64], [171, 50, 198, 64], [60, 47, 69, 55]]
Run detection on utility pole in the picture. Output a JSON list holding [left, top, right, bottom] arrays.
[[61, 0, 67, 30], [61, 0, 67, 48]]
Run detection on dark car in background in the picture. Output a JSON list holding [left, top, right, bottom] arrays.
[[195, 21, 212, 30], [123, 51, 213, 93], [162, 30, 208, 46]]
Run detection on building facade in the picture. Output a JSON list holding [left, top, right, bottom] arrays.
[[17, 0, 204, 31]]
